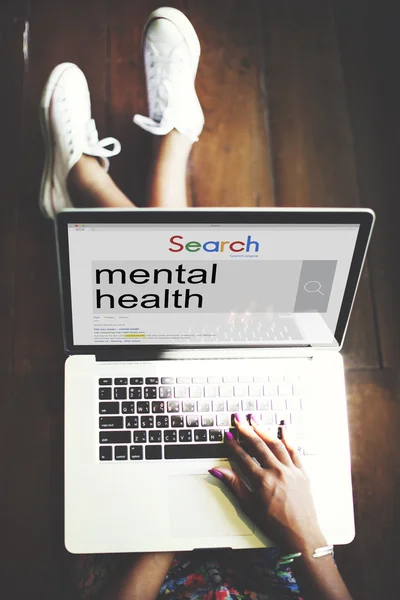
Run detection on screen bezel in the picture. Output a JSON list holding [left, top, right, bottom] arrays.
[[56, 208, 375, 355]]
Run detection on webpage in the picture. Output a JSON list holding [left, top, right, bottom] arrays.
[[67, 223, 360, 346]]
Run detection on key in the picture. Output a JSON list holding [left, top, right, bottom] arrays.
[[130, 445, 143, 460], [144, 387, 157, 399], [146, 377, 159, 384], [234, 384, 248, 397], [129, 387, 142, 399], [179, 429, 192, 443], [152, 401, 165, 413], [209, 429, 223, 442], [134, 431, 146, 443], [99, 417, 123, 429], [141, 416, 154, 428], [99, 402, 119, 415], [287, 396, 302, 410], [269, 374, 284, 382], [261, 412, 274, 425], [249, 384, 262, 397], [278, 383, 293, 396], [242, 399, 255, 411], [100, 431, 130, 444], [114, 387, 127, 400], [145, 445, 162, 460], [121, 402, 135, 414], [197, 400, 211, 412], [257, 398, 270, 410], [219, 384, 233, 397], [174, 386, 188, 398], [208, 376, 222, 383], [238, 375, 253, 383], [164, 430, 177, 443], [275, 411, 290, 425], [161, 377, 175, 384], [177, 376, 190, 384], [212, 399, 226, 412], [159, 387, 172, 399], [99, 378, 112, 386], [99, 446, 112, 460], [272, 397, 286, 411], [154, 414, 167, 427], [115, 446, 128, 460], [149, 430, 162, 443], [204, 385, 218, 398], [137, 401, 150, 414], [186, 415, 199, 427], [130, 377, 143, 385], [165, 444, 228, 459], [171, 415, 184, 428], [223, 375, 237, 383], [192, 376, 206, 384], [189, 386, 202, 398], [227, 399, 240, 412], [126, 416, 139, 428], [201, 415, 214, 427], [263, 383, 278, 396], [167, 400, 180, 413], [182, 401, 195, 413], [194, 429, 207, 442], [217, 414, 230, 427], [114, 378, 128, 385], [99, 387, 112, 400]]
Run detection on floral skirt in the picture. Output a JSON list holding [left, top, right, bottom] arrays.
[[73, 548, 302, 600]]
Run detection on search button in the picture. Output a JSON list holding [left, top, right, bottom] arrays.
[[304, 281, 324, 295]]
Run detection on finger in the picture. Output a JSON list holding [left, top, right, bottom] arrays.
[[234, 413, 281, 470], [208, 466, 255, 514], [280, 423, 304, 470], [224, 430, 264, 482], [249, 415, 293, 467]]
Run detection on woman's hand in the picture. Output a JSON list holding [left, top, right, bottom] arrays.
[[209, 414, 327, 555]]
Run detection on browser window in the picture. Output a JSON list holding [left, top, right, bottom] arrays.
[[67, 223, 359, 346]]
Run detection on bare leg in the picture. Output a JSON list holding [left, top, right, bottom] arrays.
[[67, 155, 134, 208]]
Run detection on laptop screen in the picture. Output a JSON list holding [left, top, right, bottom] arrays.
[[64, 219, 367, 348]]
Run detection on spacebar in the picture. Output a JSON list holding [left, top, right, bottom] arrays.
[[164, 444, 228, 460]]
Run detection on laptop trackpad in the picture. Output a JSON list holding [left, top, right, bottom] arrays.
[[168, 474, 254, 538]]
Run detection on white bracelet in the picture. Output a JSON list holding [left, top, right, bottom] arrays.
[[278, 544, 334, 565]]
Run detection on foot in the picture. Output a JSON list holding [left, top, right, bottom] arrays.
[[39, 63, 121, 218], [133, 7, 204, 142]]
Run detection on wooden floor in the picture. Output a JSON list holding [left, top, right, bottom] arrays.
[[1, 1, 399, 598]]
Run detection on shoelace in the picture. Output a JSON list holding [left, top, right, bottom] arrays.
[[85, 118, 121, 158]]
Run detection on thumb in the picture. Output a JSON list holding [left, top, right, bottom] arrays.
[[208, 467, 255, 514]]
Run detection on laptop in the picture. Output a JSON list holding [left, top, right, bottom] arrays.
[[56, 207, 375, 554]]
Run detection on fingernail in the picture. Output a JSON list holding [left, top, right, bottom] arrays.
[[277, 426, 283, 440], [208, 468, 224, 480], [279, 419, 286, 426], [225, 431, 234, 441], [251, 413, 260, 425], [234, 412, 244, 423]]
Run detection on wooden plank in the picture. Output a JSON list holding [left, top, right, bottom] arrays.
[[107, 0, 187, 205], [185, 0, 274, 207], [261, 0, 379, 369], [334, 369, 400, 600], [334, 0, 400, 370], [14, 0, 108, 373]]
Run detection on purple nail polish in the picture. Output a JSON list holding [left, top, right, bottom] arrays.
[[208, 468, 224, 480], [225, 431, 234, 441], [251, 413, 260, 425], [277, 426, 282, 440], [234, 412, 243, 423]]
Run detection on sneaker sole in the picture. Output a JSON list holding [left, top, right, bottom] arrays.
[[143, 7, 201, 75], [39, 62, 77, 219]]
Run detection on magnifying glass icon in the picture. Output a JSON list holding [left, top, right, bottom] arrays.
[[304, 281, 324, 295]]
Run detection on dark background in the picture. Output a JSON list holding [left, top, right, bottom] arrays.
[[1, 1, 399, 598]]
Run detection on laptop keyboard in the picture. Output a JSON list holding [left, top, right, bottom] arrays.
[[98, 373, 314, 461]]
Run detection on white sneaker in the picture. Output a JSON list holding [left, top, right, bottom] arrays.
[[133, 7, 204, 142], [39, 63, 121, 219]]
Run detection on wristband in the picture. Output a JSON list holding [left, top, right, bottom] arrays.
[[278, 544, 334, 565]]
